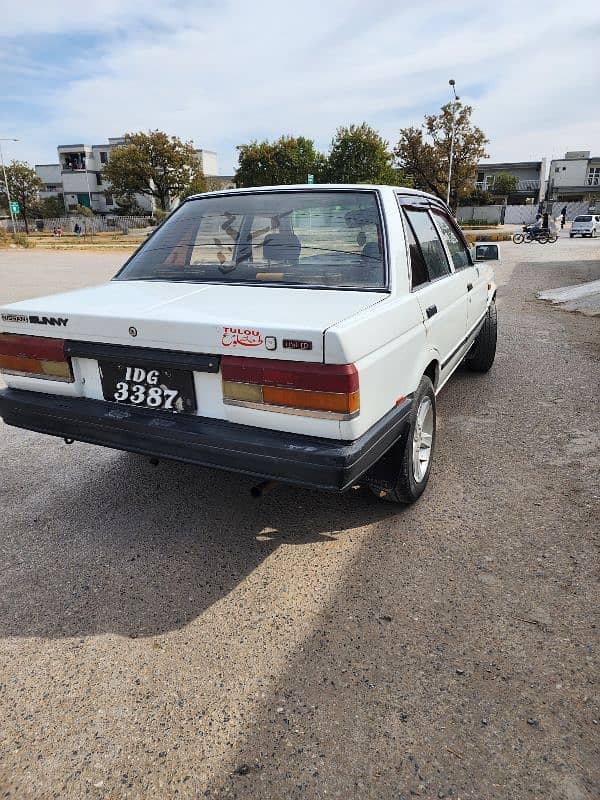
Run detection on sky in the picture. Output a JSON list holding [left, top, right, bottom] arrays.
[[1, 0, 599, 176]]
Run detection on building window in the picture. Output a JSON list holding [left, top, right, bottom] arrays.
[[104, 194, 113, 205], [100, 151, 108, 164], [95, 172, 102, 186], [587, 167, 600, 186], [63, 152, 86, 170]]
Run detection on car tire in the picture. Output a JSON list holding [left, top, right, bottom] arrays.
[[570, 234, 574, 238], [465, 299, 497, 373], [593, 229, 598, 238], [367, 376, 436, 504]]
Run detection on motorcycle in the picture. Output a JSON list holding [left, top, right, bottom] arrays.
[[512, 224, 558, 244]]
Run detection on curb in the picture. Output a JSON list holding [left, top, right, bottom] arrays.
[[463, 232, 513, 244]]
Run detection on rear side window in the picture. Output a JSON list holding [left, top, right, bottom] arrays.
[[402, 214, 428, 288], [431, 210, 471, 270], [404, 209, 450, 280]]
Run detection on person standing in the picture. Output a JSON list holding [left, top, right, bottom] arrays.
[[74, 222, 81, 237], [561, 206, 567, 229]]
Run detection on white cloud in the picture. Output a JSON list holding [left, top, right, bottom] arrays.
[[3, 0, 600, 173]]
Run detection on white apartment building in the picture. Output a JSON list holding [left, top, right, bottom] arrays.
[[546, 151, 600, 202], [36, 138, 220, 214]]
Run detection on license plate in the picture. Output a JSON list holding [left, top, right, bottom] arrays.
[[99, 362, 196, 413]]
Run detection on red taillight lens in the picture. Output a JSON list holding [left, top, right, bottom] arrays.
[[222, 356, 359, 418], [0, 334, 72, 381], [222, 357, 358, 393]]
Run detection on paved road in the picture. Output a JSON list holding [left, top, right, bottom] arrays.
[[0, 240, 599, 799]]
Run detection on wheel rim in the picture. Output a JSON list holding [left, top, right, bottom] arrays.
[[412, 396, 434, 483]]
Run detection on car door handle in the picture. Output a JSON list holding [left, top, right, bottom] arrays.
[[426, 304, 437, 318], [467, 282, 473, 292]]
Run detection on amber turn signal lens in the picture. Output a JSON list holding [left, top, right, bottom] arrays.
[[0, 354, 43, 374], [262, 386, 359, 414], [0, 353, 73, 382]]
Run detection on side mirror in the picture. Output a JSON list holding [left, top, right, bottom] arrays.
[[475, 243, 500, 262]]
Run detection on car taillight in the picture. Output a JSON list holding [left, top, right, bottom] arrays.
[[0, 334, 73, 382], [222, 356, 359, 419]]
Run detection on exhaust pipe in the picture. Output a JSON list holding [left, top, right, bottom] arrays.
[[250, 479, 278, 498]]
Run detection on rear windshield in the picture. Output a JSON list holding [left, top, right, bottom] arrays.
[[115, 190, 386, 290], [574, 215, 592, 222]]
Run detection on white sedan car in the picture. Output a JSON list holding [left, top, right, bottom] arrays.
[[569, 214, 600, 238], [0, 185, 497, 503]]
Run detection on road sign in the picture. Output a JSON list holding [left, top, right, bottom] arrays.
[[307, 174, 314, 184], [9, 201, 19, 214]]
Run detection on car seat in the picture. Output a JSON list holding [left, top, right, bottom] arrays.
[[263, 232, 301, 264]]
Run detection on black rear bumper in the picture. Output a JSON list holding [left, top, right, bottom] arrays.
[[0, 388, 412, 492]]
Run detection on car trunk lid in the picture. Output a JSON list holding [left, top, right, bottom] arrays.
[[0, 281, 386, 363]]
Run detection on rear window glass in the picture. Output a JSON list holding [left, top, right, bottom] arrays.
[[116, 191, 386, 289], [574, 215, 592, 222]]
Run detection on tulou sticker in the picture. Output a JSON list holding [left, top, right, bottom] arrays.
[[222, 327, 263, 348]]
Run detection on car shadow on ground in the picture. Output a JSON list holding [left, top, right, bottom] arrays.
[[1, 447, 399, 640]]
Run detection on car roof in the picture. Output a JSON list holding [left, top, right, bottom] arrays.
[[187, 183, 444, 204]]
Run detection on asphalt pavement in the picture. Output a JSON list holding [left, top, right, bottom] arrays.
[[0, 236, 598, 799]]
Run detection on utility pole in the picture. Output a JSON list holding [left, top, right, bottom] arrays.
[[446, 80, 459, 207], [0, 138, 19, 234]]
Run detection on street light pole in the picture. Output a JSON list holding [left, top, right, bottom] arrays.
[[0, 138, 19, 234], [446, 80, 459, 208]]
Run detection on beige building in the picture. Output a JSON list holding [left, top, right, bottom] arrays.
[[547, 151, 600, 202], [35, 138, 227, 213]]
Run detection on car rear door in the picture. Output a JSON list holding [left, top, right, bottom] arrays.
[[400, 204, 469, 382], [429, 208, 487, 333]]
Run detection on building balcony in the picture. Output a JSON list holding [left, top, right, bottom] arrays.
[[475, 180, 540, 192]]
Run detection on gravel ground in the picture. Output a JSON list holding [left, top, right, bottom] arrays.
[[0, 237, 599, 799]]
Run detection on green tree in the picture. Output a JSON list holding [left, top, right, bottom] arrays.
[[112, 193, 146, 215], [102, 130, 204, 211], [395, 102, 488, 208], [460, 186, 494, 207], [0, 160, 44, 233], [235, 136, 326, 188], [73, 204, 93, 218], [490, 172, 518, 197], [180, 173, 208, 200], [40, 196, 66, 218], [325, 123, 404, 185]]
